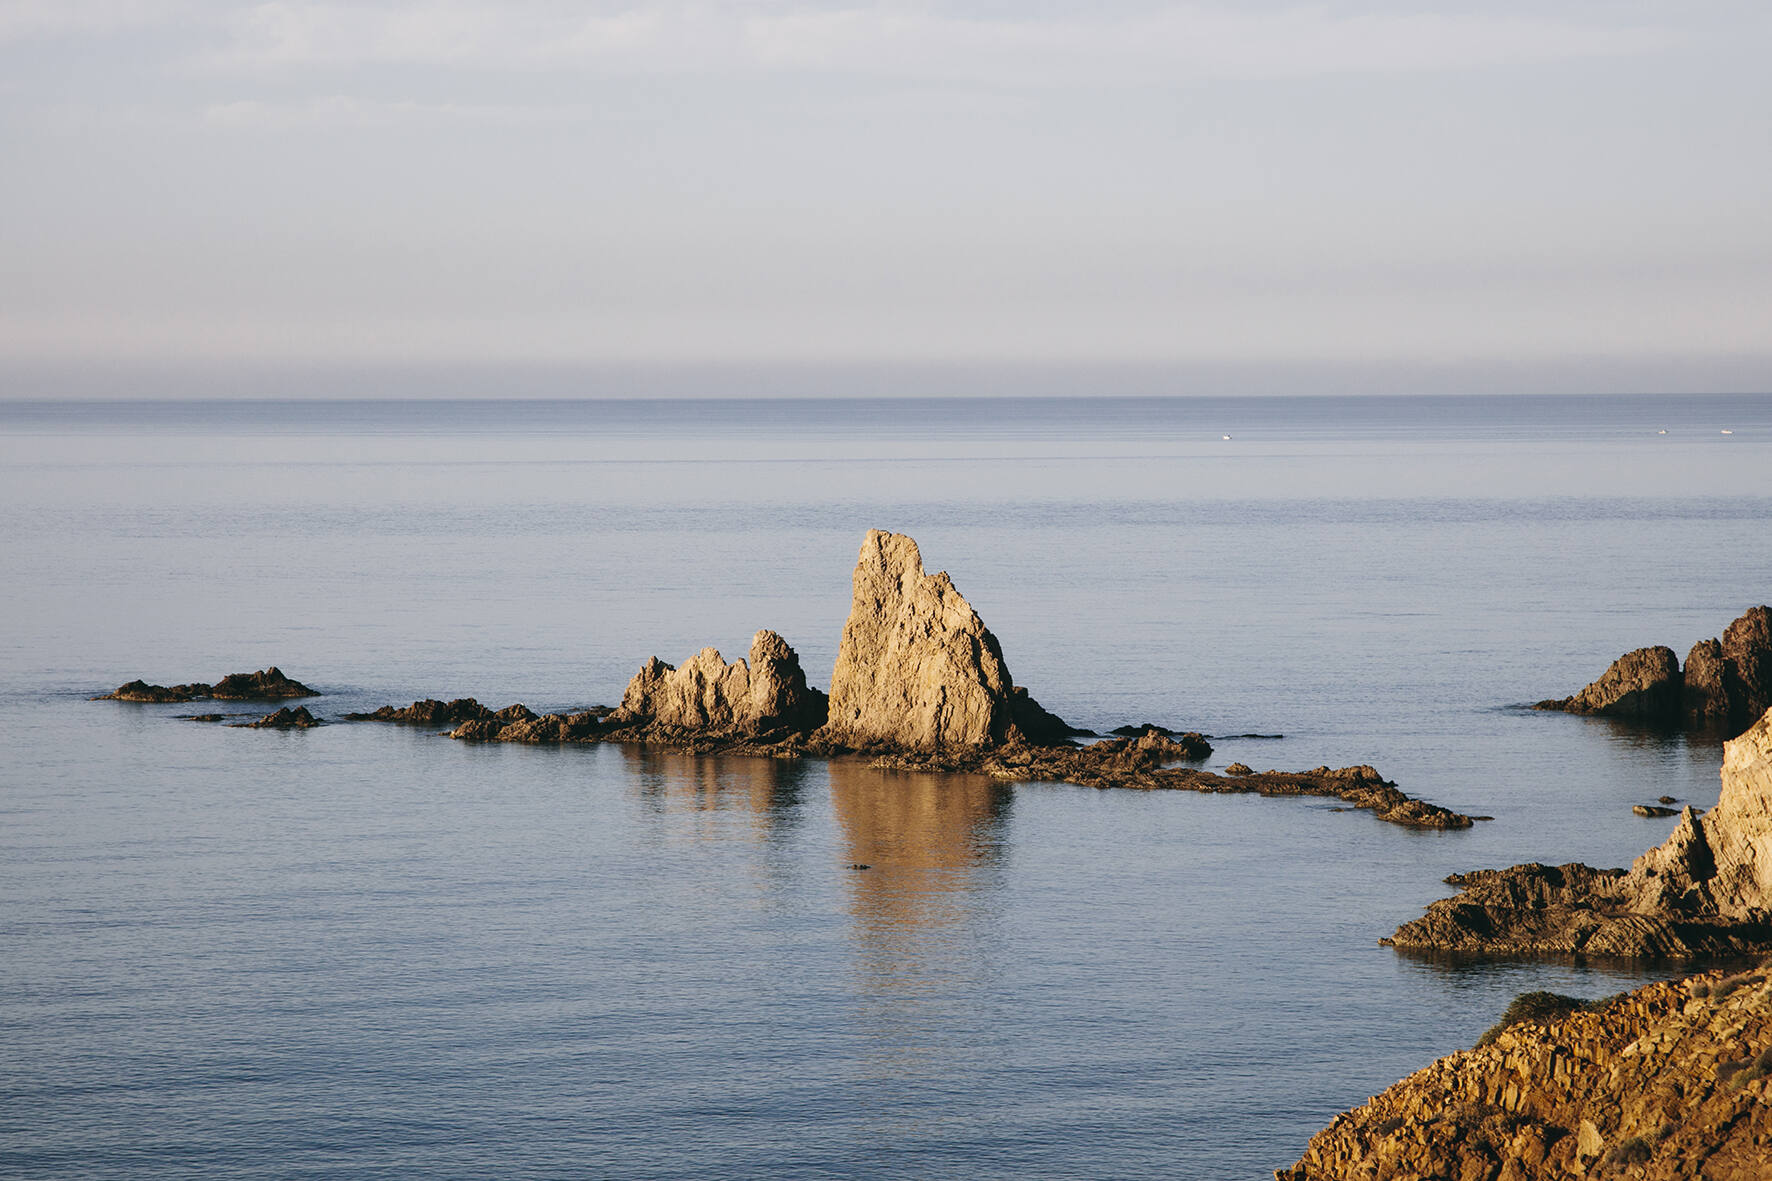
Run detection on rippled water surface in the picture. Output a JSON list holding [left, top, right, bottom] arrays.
[[3, 393, 1770, 1179]]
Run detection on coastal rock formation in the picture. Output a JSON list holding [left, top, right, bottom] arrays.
[[1386, 707, 1772, 958], [821, 530, 1069, 751], [1277, 967, 1772, 1181], [610, 630, 827, 736], [1537, 646, 1681, 721], [344, 698, 540, 727], [235, 706, 322, 729], [96, 667, 316, 702], [1537, 606, 1772, 737]]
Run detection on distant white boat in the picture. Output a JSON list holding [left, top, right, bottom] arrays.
[[1722, 429, 1734, 435], [1222, 434, 1233, 440], [1657, 429, 1667, 435]]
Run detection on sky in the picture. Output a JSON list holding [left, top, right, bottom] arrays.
[[2, 1, 1770, 395]]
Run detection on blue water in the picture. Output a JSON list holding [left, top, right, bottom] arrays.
[[2, 393, 1770, 1179]]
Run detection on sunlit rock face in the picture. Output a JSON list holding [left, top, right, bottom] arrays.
[[821, 530, 1021, 752], [612, 629, 826, 735]]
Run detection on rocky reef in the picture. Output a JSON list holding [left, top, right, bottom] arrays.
[[1277, 964, 1772, 1181], [1386, 706, 1772, 959], [96, 667, 317, 703], [234, 706, 323, 729], [332, 531, 1476, 829], [1536, 606, 1772, 737]]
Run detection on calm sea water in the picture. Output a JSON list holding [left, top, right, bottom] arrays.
[[3, 393, 1770, 1180]]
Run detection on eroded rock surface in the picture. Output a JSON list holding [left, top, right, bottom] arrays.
[[96, 667, 316, 702], [344, 698, 542, 727], [820, 531, 1065, 751], [1277, 967, 1772, 1181], [1387, 707, 1772, 959], [1537, 606, 1772, 737], [610, 630, 827, 736]]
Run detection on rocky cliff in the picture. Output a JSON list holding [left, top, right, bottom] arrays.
[[610, 629, 827, 736], [1277, 966, 1772, 1181], [1386, 707, 1772, 959], [820, 530, 1064, 751], [1537, 606, 1772, 737]]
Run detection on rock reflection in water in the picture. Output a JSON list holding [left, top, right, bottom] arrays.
[[618, 746, 808, 843], [828, 760, 1012, 994]]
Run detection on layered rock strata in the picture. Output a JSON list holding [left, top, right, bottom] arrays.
[[1386, 707, 1772, 958], [1277, 966, 1772, 1181], [1536, 606, 1772, 737], [96, 667, 316, 702]]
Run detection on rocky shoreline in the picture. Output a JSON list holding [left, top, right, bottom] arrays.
[[1384, 707, 1772, 960], [1277, 964, 1772, 1181]]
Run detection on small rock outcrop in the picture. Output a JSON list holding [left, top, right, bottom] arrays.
[[1536, 606, 1772, 737], [1386, 707, 1772, 959], [610, 630, 827, 736], [1277, 967, 1772, 1181], [1537, 646, 1681, 721], [234, 706, 323, 729], [96, 667, 316, 703], [820, 530, 1069, 751], [343, 698, 537, 727]]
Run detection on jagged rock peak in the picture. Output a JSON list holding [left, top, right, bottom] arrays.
[[612, 629, 826, 734], [821, 530, 1069, 752], [1632, 705, 1772, 921]]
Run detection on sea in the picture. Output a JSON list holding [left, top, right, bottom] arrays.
[[2, 392, 1769, 1180]]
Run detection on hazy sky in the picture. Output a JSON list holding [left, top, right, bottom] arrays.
[[2, 1, 1769, 392]]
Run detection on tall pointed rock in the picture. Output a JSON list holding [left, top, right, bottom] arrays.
[[822, 530, 1062, 751]]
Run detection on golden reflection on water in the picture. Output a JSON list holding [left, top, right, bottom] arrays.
[[828, 760, 1012, 995], [616, 746, 808, 843]]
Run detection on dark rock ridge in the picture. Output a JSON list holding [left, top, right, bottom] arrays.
[[1277, 966, 1772, 1181], [96, 667, 317, 703], [1535, 605, 1772, 737], [234, 706, 323, 729], [343, 698, 549, 727], [1385, 706, 1772, 959]]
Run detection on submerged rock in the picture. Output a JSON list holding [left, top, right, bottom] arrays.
[[1386, 706, 1772, 959], [820, 530, 1071, 751], [610, 629, 827, 736], [96, 666, 317, 703], [1277, 969, 1772, 1181]]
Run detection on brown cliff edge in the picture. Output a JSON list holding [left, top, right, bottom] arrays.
[[342, 531, 1479, 830], [1277, 964, 1772, 1181], [1385, 706, 1772, 960]]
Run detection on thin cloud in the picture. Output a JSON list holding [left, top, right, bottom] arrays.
[[0, 0, 192, 43], [197, 2, 1678, 82]]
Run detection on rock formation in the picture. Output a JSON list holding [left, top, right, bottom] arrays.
[[1386, 707, 1772, 958], [344, 698, 541, 727], [234, 705, 322, 729], [1536, 606, 1772, 737], [1536, 646, 1681, 721], [1277, 966, 1772, 1181], [820, 530, 1069, 751], [96, 667, 316, 702], [609, 630, 827, 736]]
